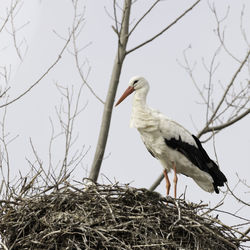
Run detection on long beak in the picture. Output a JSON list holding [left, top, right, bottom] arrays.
[[115, 86, 135, 107]]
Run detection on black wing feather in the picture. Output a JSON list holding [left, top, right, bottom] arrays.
[[192, 135, 227, 187], [164, 135, 227, 193]]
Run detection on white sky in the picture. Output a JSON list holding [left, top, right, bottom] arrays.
[[1, 0, 249, 238]]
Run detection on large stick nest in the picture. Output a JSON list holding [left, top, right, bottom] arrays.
[[0, 182, 241, 249]]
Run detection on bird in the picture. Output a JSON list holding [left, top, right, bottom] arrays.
[[115, 76, 227, 198]]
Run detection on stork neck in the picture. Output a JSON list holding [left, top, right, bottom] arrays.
[[130, 87, 156, 129], [132, 89, 148, 108]]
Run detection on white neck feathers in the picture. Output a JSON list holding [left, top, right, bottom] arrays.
[[130, 86, 157, 130]]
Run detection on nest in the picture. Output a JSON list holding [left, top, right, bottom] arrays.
[[0, 182, 241, 249]]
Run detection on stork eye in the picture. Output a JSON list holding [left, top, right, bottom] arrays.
[[133, 80, 139, 85]]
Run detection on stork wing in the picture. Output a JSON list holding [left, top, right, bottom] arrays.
[[158, 114, 206, 167], [158, 114, 211, 171], [157, 113, 197, 147], [157, 113, 227, 192]]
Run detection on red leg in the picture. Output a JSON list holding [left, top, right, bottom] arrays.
[[173, 162, 178, 199], [163, 169, 171, 196]]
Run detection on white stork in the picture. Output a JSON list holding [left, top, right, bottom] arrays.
[[115, 76, 227, 198]]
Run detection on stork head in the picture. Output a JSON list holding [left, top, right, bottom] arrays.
[[115, 76, 149, 106]]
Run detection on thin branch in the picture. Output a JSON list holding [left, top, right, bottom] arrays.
[[0, 87, 10, 99], [240, 5, 250, 47], [53, 80, 88, 181], [201, 108, 250, 135], [201, 43, 222, 123], [128, 0, 161, 36], [70, 0, 104, 104], [113, 0, 119, 35], [209, 3, 241, 64], [226, 183, 250, 207], [0, 30, 73, 109], [198, 50, 250, 137], [0, 0, 19, 33], [213, 82, 249, 122], [9, 0, 27, 61], [177, 47, 209, 106], [126, 0, 201, 55]]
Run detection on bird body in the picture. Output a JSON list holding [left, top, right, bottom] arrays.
[[115, 76, 227, 196]]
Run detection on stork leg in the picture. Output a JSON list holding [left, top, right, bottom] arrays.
[[163, 169, 171, 196], [173, 162, 178, 199]]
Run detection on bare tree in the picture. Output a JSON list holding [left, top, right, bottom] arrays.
[[0, 0, 88, 197], [89, 0, 202, 182]]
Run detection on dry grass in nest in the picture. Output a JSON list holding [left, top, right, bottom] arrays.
[[0, 182, 242, 249]]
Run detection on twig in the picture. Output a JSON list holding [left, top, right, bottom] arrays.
[[128, 0, 161, 36], [201, 108, 250, 134], [0, 30, 73, 109], [198, 50, 250, 137], [126, 0, 201, 54], [226, 183, 250, 207]]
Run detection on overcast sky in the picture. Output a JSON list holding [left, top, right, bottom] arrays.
[[1, 0, 249, 235]]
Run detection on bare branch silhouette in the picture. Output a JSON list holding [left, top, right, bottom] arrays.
[[126, 0, 201, 55], [71, 0, 104, 104], [0, 31, 72, 109]]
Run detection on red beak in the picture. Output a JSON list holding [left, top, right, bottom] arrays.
[[115, 86, 135, 107]]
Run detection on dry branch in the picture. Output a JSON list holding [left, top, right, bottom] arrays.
[[198, 50, 250, 137], [126, 0, 201, 55], [0, 29, 73, 109]]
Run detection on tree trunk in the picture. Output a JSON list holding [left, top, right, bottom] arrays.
[[89, 0, 131, 182]]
